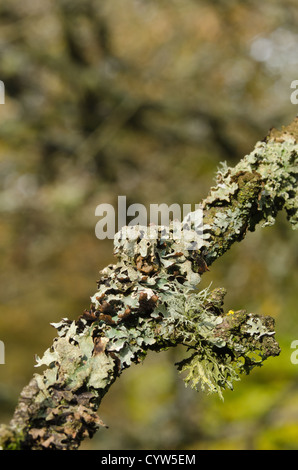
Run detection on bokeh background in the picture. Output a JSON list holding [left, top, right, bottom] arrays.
[[0, 0, 298, 450]]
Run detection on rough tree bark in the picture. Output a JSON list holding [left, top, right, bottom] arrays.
[[0, 118, 297, 450]]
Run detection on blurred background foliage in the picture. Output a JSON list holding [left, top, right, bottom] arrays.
[[0, 0, 297, 450]]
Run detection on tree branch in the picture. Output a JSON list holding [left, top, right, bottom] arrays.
[[0, 118, 297, 450]]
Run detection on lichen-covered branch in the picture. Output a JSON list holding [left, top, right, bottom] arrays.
[[0, 118, 297, 450]]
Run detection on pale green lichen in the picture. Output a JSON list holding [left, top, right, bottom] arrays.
[[201, 137, 298, 265]]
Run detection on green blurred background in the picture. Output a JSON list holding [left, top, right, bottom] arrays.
[[0, 0, 297, 450]]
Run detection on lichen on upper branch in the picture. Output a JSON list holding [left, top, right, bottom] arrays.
[[202, 125, 298, 264]]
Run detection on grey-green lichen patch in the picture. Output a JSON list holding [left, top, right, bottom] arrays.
[[90, 216, 213, 325], [105, 321, 156, 368], [234, 140, 297, 227], [245, 141, 297, 228], [201, 137, 298, 265], [243, 315, 276, 340], [213, 207, 244, 235], [35, 321, 115, 392]]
